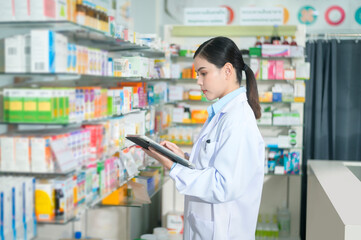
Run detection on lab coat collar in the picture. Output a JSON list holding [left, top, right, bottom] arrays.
[[203, 91, 248, 134]]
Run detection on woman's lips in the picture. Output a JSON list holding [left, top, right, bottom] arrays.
[[202, 90, 207, 94]]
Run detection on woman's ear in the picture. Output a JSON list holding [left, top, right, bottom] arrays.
[[224, 62, 233, 79]]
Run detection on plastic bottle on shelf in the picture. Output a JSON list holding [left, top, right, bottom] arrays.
[[270, 25, 281, 45], [263, 36, 271, 45], [282, 36, 289, 45], [290, 36, 298, 46], [255, 36, 262, 47], [277, 206, 291, 237]]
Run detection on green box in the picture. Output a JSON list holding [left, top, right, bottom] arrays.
[[8, 89, 24, 122], [37, 89, 54, 122], [23, 89, 38, 122], [249, 47, 262, 57], [107, 89, 113, 116], [3, 89, 10, 122]]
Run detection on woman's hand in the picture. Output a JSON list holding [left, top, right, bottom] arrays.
[[142, 147, 174, 170], [142, 141, 186, 170], [160, 141, 185, 158]]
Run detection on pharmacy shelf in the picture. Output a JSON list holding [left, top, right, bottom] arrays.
[[174, 100, 213, 104], [0, 109, 144, 126], [260, 101, 305, 104], [0, 169, 76, 177], [258, 124, 304, 127], [256, 79, 308, 82], [101, 176, 171, 208], [265, 146, 303, 150], [37, 216, 76, 225], [171, 25, 298, 37], [0, 74, 173, 88], [171, 122, 204, 126], [171, 55, 304, 61], [0, 20, 164, 54], [265, 172, 302, 177]]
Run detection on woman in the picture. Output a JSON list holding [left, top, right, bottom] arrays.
[[143, 36, 264, 240]]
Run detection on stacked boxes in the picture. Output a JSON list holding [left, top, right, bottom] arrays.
[[0, 177, 36, 240]]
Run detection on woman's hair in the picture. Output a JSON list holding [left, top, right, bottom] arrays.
[[194, 36, 261, 119]]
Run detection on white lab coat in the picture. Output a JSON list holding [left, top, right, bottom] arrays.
[[169, 92, 265, 240]]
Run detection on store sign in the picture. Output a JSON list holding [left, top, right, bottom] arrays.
[[239, 7, 284, 25], [184, 8, 227, 25]]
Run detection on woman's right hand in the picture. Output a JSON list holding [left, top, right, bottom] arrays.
[[160, 141, 188, 160]]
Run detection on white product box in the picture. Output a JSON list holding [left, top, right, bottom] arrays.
[[5, 35, 30, 73], [0, 0, 15, 21], [55, 33, 68, 73], [30, 0, 56, 20], [0, 137, 16, 171], [166, 212, 184, 234], [294, 81, 306, 98], [31, 30, 56, 73], [25, 178, 36, 240], [257, 112, 272, 125], [296, 62, 310, 80], [0, 182, 13, 240], [31, 137, 53, 172], [15, 0, 31, 21], [250, 58, 261, 80], [290, 46, 304, 57], [14, 137, 31, 172], [168, 86, 184, 101]]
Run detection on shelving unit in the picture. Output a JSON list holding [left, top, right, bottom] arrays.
[[0, 18, 173, 240]]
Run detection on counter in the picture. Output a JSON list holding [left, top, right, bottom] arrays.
[[307, 160, 361, 240]]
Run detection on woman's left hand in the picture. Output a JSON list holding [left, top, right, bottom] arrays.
[[142, 147, 174, 170]]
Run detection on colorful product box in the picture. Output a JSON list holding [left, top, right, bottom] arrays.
[[23, 89, 38, 122], [275, 60, 284, 80], [37, 89, 54, 122], [8, 89, 24, 122], [262, 45, 290, 57], [260, 60, 268, 80], [35, 180, 55, 222], [268, 60, 276, 80], [30, 136, 53, 172]]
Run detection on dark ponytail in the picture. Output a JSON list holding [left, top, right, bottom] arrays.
[[194, 36, 261, 119]]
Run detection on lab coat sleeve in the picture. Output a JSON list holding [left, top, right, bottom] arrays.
[[169, 116, 264, 204]]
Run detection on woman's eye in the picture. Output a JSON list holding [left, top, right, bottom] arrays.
[[201, 73, 206, 76]]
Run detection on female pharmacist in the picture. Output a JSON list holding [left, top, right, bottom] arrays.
[[143, 36, 264, 240]]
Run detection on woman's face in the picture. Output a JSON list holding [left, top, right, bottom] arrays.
[[194, 56, 228, 101]]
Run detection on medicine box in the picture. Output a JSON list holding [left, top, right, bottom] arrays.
[[23, 89, 38, 122], [14, 137, 31, 172], [31, 136, 53, 172], [31, 30, 56, 73], [30, 0, 56, 20], [262, 45, 290, 57], [0, 136, 16, 171], [8, 89, 24, 122], [250, 58, 260, 80], [35, 180, 55, 222], [37, 89, 54, 122]]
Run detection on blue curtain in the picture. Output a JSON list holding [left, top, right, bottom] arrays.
[[300, 39, 361, 239]]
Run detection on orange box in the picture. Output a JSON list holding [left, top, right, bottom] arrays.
[[191, 110, 208, 123], [101, 184, 127, 205]]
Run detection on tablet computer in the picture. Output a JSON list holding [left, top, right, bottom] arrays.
[[126, 134, 195, 169]]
